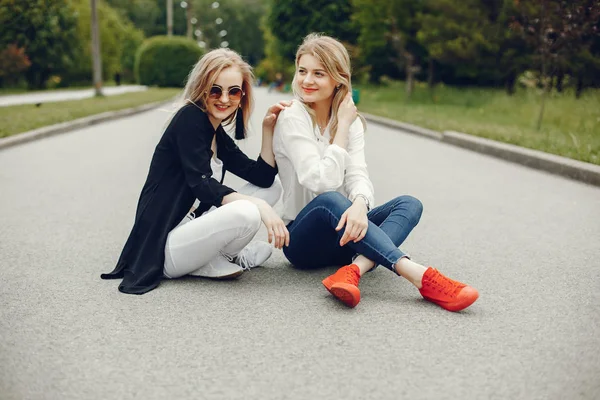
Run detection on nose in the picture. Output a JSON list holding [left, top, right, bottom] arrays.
[[219, 92, 230, 102], [304, 73, 315, 84]]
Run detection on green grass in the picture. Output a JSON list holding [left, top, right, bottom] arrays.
[[356, 81, 600, 165], [0, 88, 181, 138]]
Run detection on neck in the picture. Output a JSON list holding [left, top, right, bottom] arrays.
[[310, 98, 333, 127]]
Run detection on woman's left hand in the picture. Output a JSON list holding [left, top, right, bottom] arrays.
[[262, 100, 292, 134], [336, 201, 369, 246]]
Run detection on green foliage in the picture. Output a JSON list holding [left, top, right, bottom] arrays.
[[190, 0, 266, 65], [64, 0, 145, 85], [135, 36, 204, 87], [268, 0, 358, 62], [416, 0, 498, 79], [0, 45, 31, 86], [0, 0, 78, 88], [357, 81, 600, 164]]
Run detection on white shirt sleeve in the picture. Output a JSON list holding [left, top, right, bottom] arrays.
[[343, 119, 375, 208], [278, 113, 351, 194]]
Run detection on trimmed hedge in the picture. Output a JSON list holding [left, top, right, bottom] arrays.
[[135, 36, 204, 87]]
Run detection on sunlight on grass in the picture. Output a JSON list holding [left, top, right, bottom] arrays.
[[357, 82, 600, 165], [0, 88, 181, 138]]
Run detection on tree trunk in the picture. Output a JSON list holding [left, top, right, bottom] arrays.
[[186, 2, 193, 39], [505, 70, 516, 95], [167, 0, 173, 36], [405, 54, 414, 99], [90, 0, 103, 97], [576, 74, 584, 98], [556, 70, 564, 92], [427, 59, 434, 88]]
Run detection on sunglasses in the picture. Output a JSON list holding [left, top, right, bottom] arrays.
[[208, 85, 244, 101]]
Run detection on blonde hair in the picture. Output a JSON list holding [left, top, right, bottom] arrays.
[[292, 33, 365, 142], [180, 48, 254, 136]]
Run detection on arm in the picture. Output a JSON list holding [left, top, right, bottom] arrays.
[[277, 113, 350, 193], [343, 120, 375, 210], [217, 131, 278, 188]]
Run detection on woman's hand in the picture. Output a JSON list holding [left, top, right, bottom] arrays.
[[336, 92, 357, 128], [262, 100, 292, 135], [254, 199, 290, 249], [335, 200, 368, 246]]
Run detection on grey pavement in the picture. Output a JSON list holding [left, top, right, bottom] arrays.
[[1, 88, 599, 400], [0, 85, 147, 107]]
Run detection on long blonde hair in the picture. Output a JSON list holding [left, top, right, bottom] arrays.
[[292, 33, 363, 142], [181, 48, 254, 136]]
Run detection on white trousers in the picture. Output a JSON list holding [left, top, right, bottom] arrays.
[[163, 177, 282, 278]]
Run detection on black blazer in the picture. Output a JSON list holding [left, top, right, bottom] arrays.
[[101, 104, 277, 294]]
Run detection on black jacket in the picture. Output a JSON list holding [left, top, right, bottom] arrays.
[[101, 104, 277, 294]]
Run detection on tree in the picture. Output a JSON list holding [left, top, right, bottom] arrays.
[[511, 0, 600, 129], [66, 0, 145, 85], [416, 0, 498, 85], [353, 0, 426, 96], [268, 0, 358, 62], [0, 0, 78, 88], [0, 45, 31, 87]]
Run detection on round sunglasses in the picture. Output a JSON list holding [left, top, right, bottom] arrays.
[[208, 85, 245, 101]]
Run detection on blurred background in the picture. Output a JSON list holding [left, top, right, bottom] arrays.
[[1, 0, 599, 164]]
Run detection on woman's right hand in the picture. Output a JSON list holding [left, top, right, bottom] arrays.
[[253, 199, 290, 249], [337, 92, 357, 127]]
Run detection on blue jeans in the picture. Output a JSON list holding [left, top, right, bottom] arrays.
[[283, 191, 423, 274]]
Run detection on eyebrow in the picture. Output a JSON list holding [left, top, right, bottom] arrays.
[[298, 66, 326, 73], [212, 84, 242, 89]]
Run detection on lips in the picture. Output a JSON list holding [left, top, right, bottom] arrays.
[[302, 87, 317, 93], [214, 104, 230, 112]]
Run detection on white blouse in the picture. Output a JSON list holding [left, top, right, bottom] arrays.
[[273, 100, 375, 224]]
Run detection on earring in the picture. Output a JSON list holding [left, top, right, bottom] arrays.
[[235, 106, 245, 140]]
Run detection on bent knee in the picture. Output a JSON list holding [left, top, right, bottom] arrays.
[[398, 195, 423, 224], [228, 199, 261, 231], [313, 191, 350, 209]]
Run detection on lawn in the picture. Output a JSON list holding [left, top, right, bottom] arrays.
[[0, 88, 181, 138], [356, 81, 600, 165]]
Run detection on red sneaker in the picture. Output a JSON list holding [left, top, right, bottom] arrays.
[[419, 267, 479, 312], [322, 264, 361, 308]]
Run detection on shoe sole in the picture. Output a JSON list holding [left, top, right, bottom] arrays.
[[329, 283, 361, 308], [191, 270, 244, 280], [423, 290, 479, 312]]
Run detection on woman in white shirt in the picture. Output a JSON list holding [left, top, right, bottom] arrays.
[[273, 33, 479, 311]]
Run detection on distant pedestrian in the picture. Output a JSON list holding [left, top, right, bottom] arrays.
[[273, 33, 479, 311], [268, 72, 284, 93], [102, 48, 290, 294]]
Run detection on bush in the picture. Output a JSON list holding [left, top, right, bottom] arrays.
[[135, 36, 204, 87]]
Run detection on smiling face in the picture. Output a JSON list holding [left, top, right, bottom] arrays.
[[206, 66, 244, 127], [295, 54, 337, 106]]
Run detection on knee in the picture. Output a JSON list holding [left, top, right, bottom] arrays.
[[397, 195, 423, 224], [313, 191, 351, 212], [229, 199, 261, 232]]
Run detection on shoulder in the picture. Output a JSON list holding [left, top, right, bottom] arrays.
[[171, 103, 209, 126], [278, 99, 311, 123]]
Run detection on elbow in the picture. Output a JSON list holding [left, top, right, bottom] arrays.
[[299, 177, 343, 194]]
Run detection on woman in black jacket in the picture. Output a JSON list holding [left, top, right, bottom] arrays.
[[101, 48, 290, 294]]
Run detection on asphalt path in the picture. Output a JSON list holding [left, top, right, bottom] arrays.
[[0, 85, 147, 107], [1, 88, 599, 400]]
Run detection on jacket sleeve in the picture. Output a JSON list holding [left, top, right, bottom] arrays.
[[276, 113, 351, 194], [173, 108, 235, 206], [218, 131, 278, 188]]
